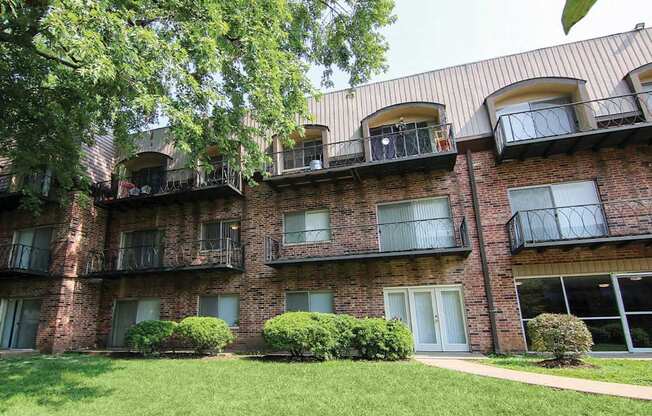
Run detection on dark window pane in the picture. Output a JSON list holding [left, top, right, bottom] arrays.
[[516, 278, 566, 319], [563, 276, 619, 317], [618, 276, 652, 312], [583, 319, 628, 351], [199, 297, 220, 317], [286, 293, 309, 311], [626, 315, 652, 348]]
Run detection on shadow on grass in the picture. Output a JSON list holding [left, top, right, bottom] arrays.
[[0, 354, 116, 412]]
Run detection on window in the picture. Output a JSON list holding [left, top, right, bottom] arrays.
[[516, 276, 628, 351], [497, 97, 576, 142], [369, 121, 433, 160], [120, 230, 163, 270], [284, 210, 330, 244], [286, 292, 333, 313], [641, 82, 652, 113], [377, 198, 454, 252], [11, 227, 52, 272], [508, 181, 606, 243], [199, 295, 240, 327], [283, 139, 323, 171], [111, 298, 160, 347], [201, 220, 240, 250]]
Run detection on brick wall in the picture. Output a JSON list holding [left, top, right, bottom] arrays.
[[473, 144, 652, 351]]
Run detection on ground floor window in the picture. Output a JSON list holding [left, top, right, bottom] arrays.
[[198, 295, 240, 327], [285, 291, 333, 313], [383, 286, 468, 352], [111, 298, 160, 347], [515, 274, 652, 352], [0, 298, 41, 349]]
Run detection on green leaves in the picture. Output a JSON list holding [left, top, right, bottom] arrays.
[[561, 0, 597, 34], [0, 0, 395, 211]]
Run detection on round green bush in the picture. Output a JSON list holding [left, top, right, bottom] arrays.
[[174, 316, 235, 354], [125, 320, 177, 355], [527, 313, 593, 359], [263, 312, 339, 360], [353, 318, 413, 360]]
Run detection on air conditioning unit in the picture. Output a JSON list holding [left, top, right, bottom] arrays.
[[309, 160, 323, 170]]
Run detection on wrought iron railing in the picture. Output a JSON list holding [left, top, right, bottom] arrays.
[[266, 124, 455, 175], [91, 163, 241, 203], [265, 217, 469, 262], [494, 92, 652, 155], [507, 198, 652, 252], [0, 243, 51, 274], [83, 239, 243, 275]]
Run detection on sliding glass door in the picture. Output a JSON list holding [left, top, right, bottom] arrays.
[[0, 298, 42, 350], [111, 299, 160, 347], [384, 286, 468, 352], [378, 198, 454, 252], [509, 181, 606, 244], [11, 227, 52, 272], [616, 275, 652, 351]]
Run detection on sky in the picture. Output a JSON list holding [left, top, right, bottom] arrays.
[[308, 0, 652, 92]]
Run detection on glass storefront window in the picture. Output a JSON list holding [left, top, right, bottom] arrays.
[[516, 277, 566, 319], [563, 276, 620, 317]]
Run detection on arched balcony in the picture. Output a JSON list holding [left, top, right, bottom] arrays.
[[265, 103, 457, 188], [487, 77, 652, 160]]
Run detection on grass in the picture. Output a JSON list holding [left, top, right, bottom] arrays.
[[0, 354, 650, 416], [483, 355, 652, 386]]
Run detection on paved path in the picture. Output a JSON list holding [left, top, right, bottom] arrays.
[[416, 358, 652, 401]]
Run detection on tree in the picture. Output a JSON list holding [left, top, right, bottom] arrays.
[[0, 0, 395, 210], [561, 0, 597, 34]]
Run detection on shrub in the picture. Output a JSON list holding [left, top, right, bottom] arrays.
[[527, 313, 593, 360], [174, 317, 235, 354], [353, 318, 413, 361], [125, 320, 177, 355], [263, 312, 339, 360]]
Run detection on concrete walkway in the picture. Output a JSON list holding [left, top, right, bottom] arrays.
[[416, 358, 652, 401]]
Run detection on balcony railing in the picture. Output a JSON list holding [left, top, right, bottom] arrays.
[[83, 239, 243, 276], [507, 197, 652, 253], [0, 172, 52, 197], [92, 163, 241, 204], [494, 92, 652, 158], [0, 243, 51, 275], [265, 217, 470, 265], [265, 124, 456, 177]]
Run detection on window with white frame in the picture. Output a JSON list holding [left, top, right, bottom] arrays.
[[199, 295, 240, 327], [496, 96, 577, 142], [201, 220, 240, 250], [377, 197, 454, 252], [286, 291, 333, 313], [508, 181, 606, 243], [283, 210, 330, 244]]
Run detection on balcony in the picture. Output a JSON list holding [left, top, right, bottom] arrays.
[[264, 124, 457, 187], [507, 198, 652, 253], [92, 163, 242, 209], [83, 239, 243, 277], [494, 92, 652, 161], [264, 217, 471, 267], [0, 172, 54, 211], [0, 243, 51, 277]]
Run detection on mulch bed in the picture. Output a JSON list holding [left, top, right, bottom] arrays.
[[536, 357, 597, 369]]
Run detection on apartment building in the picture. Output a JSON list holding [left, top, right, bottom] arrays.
[[2, 28, 652, 354]]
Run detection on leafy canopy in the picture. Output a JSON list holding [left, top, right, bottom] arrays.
[[0, 0, 395, 209]]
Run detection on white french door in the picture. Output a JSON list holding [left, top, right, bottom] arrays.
[[384, 286, 468, 352]]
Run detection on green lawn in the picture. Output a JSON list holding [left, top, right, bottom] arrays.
[[1, 355, 651, 416], [483, 355, 652, 386]]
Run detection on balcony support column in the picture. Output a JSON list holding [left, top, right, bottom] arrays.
[[320, 128, 330, 169]]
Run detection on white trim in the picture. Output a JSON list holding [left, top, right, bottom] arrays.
[[382, 284, 469, 353]]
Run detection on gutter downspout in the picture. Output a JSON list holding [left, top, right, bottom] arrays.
[[466, 149, 501, 354]]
